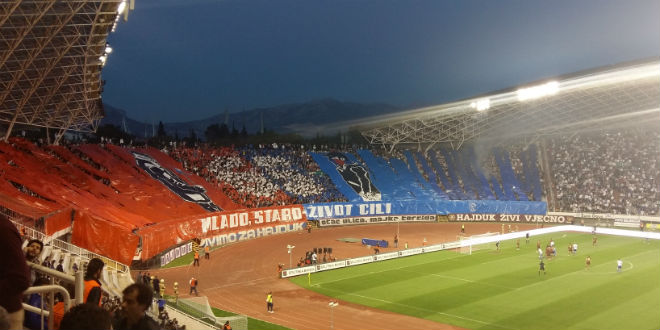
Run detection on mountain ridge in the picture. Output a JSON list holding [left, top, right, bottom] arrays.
[[101, 98, 401, 138]]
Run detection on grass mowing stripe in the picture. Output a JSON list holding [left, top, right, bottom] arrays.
[[441, 260, 655, 329], [311, 232, 641, 288], [572, 285, 660, 330], [316, 285, 514, 330], [453, 246, 660, 330], [310, 252, 464, 287], [292, 233, 659, 330], [398, 269, 516, 290], [480, 259, 660, 330], [509, 249, 659, 292]]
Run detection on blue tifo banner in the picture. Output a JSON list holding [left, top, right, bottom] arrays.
[[303, 200, 546, 220], [310, 152, 382, 202], [362, 238, 389, 248]]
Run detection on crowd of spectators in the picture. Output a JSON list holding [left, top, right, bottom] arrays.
[[507, 145, 525, 182], [295, 248, 336, 267], [505, 144, 541, 201], [7, 129, 660, 216], [548, 129, 660, 215], [169, 143, 346, 208], [5, 130, 660, 330], [157, 308, 184, 330], [6, 230, 188, 330]]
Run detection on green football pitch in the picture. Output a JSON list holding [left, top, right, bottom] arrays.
[[290, 233, 660, 330]]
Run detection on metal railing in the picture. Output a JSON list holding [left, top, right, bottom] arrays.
[[23, 285, 72, 330], [24, 262, 83, 330], [11, 218, 130, 273]]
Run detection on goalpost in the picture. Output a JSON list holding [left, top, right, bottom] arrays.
[[459, 232, 500, 255], [176, 296, 249, 330]]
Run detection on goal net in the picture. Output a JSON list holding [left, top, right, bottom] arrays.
[[177, 296, 248, 330], [459, 232, 500, 255]]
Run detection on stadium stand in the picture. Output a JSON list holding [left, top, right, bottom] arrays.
[[169, 144, 347, 208], [548, 129, 660, 215], [1, 139, 242, 263], [1, 23, 658, 326], [4, 125, 659, 270]]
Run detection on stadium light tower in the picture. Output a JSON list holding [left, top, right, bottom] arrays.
[[287, 245, 295, 268], [329, 301, 339, 330]]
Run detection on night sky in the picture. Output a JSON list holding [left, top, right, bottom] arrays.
[[102, 0, 660, 123]]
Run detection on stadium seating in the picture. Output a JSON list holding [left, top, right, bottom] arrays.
[[3, 128, 659, 270], [548, 130, 660, 215], [171, 145, 347, 208]]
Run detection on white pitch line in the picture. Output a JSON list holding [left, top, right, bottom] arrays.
[[310, 253, 465, 287], [581, 261, 635, 275], [398, 269, 516, 290], [515, 249, 654, 290], [320, 286, 515, 330]]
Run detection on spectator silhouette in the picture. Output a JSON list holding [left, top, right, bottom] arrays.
[[113, 283, 160, 330], [0, 214, 30, 330], [60, 303, 112, 330]]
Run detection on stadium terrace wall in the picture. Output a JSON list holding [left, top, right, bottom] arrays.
[[135, 204, 307, 262], [157, 218, 312, 267], [443, 213, 573, 224], [549, 212, 660, 230], [150, 201, 545, 265], [317, 215, 436, 227], [303, 200, 546, 221]]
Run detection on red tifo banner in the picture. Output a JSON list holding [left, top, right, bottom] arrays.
[[0, 139, 306, 263], [136, 204, 307, 261]]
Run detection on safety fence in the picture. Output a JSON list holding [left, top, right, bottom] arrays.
[[11, 218, 131, 273]]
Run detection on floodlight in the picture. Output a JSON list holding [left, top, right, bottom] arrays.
[[105, 46, 113, 54], [287, 245, 296, 267], [117, 1, 127, 15], [470, 98, 490, 112], [517, 81, 559, 101]]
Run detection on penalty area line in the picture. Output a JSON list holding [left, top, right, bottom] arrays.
[[318, 286, 515, 330], [582, 261, 634, 275]]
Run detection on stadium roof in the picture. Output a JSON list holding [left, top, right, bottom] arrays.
[[0, 0, 133, 142], [341, 58, 660, 150]]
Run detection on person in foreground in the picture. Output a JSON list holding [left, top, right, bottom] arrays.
[[60, 303, 112, 330], [0, 214, 30, 330], [114, 283, 160, 330]]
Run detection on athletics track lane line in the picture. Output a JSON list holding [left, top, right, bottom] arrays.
[[203, 276, 274, 291]]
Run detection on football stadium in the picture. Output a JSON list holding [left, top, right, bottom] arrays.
[[1, 2, 659, 330]]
